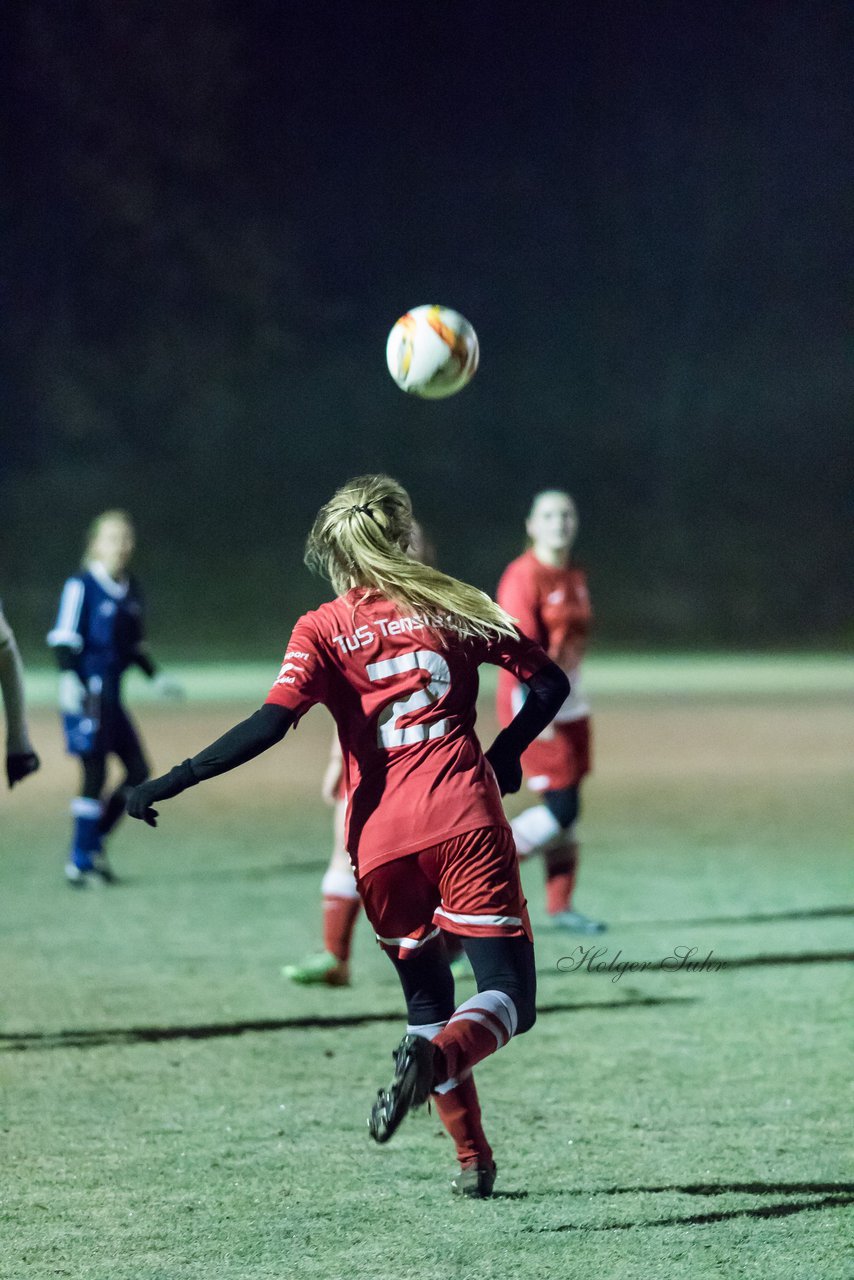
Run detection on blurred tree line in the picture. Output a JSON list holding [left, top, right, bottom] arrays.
[[1, 1, 851, 657]]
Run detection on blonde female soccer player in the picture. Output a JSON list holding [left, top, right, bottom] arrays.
[[47, 510, 181, 884], [128, 475, 569, 1197], [496, 490, 606, 932], [283, 520, 465, 987]]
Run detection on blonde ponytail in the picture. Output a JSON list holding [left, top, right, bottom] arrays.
[[305, 475, 517, 642]]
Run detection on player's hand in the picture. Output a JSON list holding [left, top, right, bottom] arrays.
[[127, 780, 161, 827], [127, 760, 197, 828], [321, 757, 344, 806], [484, 740, 523, 796], [6, 751, 40, 788], [152, 673, 185, 700], [58, 670, 87, 714]]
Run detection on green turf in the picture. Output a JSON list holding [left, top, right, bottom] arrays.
[[2, 673, 852, 1278], [21, 651, 854, 707]]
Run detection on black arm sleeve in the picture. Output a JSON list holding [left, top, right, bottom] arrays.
[[188, 703, 294, 780], [129, 703, 295, 813], [484, 660, 570, 795], [133, 648, 157, 678], [495, 660, 570, 755]]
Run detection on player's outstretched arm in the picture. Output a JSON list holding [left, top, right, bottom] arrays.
[[485, 660, 569, 795], [132, 644, 185, 699], [0, 608, 40, 788], [127, 703, 295, 827]]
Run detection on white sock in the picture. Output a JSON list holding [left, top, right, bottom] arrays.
[[406, 1020, 447, 1039]]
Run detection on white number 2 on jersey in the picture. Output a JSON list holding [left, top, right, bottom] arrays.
[[366, 649, 451, 748]]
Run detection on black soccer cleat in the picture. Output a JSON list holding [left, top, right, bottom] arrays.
[[368, 1033, 438, 1144], [91, 852, 119, 884]]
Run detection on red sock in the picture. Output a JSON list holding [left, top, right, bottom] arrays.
[[545, 843, 578, 915], [322, 895, 361, 962], [432, 991, 516, 1082], [433, 1074, 493, 1167]]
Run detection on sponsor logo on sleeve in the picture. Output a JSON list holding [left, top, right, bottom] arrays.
[[275, 657, 307, 686]]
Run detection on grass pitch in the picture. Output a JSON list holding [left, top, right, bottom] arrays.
[[2, 658, 852, 1279]]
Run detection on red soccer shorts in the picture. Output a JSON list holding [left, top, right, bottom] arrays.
[[357, 825, 533, 960], [521, 716, 591, 792]]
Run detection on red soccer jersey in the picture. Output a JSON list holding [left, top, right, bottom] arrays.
[[495, 550, 592, 727], [265, 589, 549, 876]]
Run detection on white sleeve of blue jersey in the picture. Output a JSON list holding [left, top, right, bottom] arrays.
[[47, 577, 86, 651]]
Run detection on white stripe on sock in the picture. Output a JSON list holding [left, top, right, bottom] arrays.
[[71, 797, 102, 819], [433, 1070, 471, 1095], [452, 989, 518, 1040], [448, 1010, 507, 1048]]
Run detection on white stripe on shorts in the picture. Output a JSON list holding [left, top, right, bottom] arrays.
[[375, 926, 441, 951], [433, 906, 522, 928]]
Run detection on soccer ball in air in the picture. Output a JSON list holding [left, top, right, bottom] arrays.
[[386, 305, 479, 399]]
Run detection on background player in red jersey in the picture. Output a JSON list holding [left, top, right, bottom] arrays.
[[497, 490, 606, 933], [127, 475, 568, 1198]]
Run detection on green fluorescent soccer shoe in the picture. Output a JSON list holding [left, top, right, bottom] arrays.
[[281, 951, 351, 987], [449, 950, 472, 980], [549, 909, 607, 934]]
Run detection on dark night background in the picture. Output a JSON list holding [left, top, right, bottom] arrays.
[[2, 1, 851, 657]]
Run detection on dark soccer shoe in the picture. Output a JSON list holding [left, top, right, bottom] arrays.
[[368, 1033, 438, 1144], [451, 1162, 498, 1199], [91, 853, 119, 884]]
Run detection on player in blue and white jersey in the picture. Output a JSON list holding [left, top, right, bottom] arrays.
[[47, 510, 180, 884]]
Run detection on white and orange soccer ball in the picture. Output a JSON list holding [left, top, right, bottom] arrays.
[[386, 305, 479, 398]]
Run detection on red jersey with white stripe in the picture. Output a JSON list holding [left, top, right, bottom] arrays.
[[495, 550, 592, 727], [265, 589, 548, 876]]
